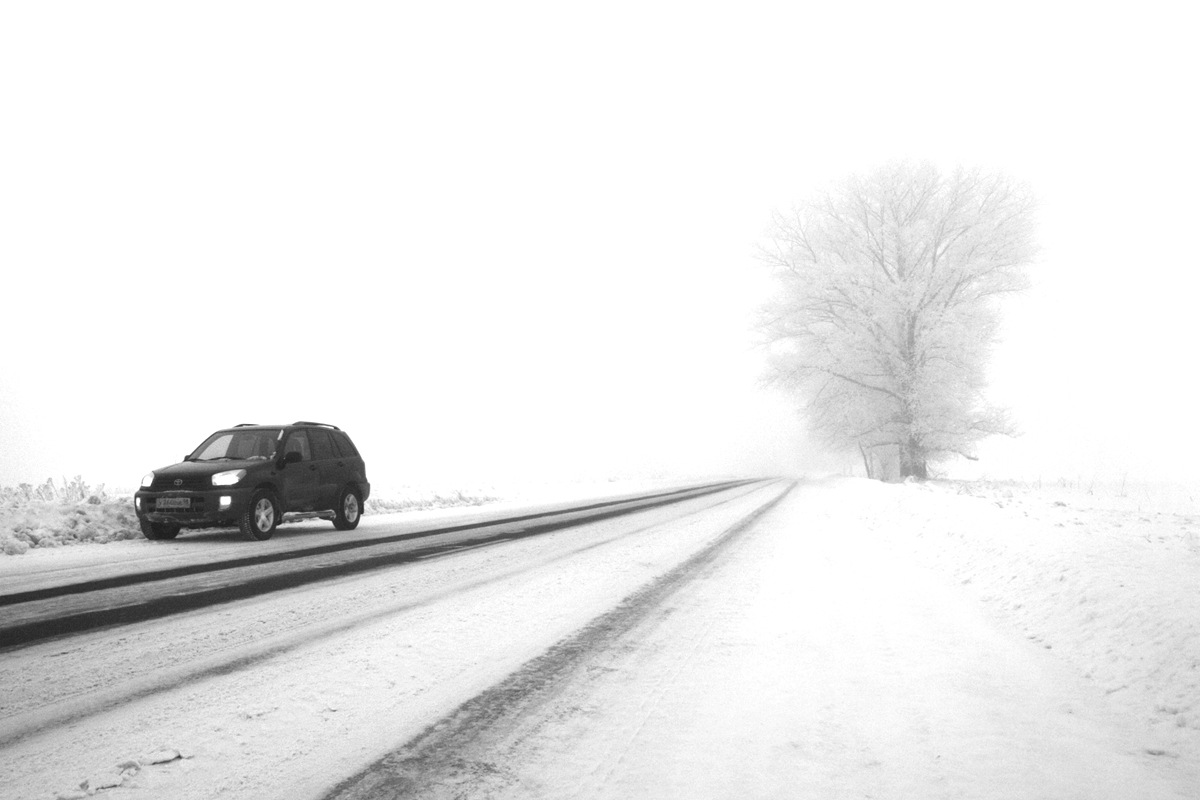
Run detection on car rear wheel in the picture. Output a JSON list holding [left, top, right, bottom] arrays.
[[139, 519, 181, 540], [240, 491, 279, 541], [333, 487, 362, 530]]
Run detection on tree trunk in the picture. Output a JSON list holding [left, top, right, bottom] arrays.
[[899, 440, 928, 481]]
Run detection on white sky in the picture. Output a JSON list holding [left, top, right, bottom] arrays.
[[1, 1, 1197, 491]]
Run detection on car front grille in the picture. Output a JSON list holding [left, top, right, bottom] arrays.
[[152, 475, 210, 491]]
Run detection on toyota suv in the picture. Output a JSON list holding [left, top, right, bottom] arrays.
[[134, 422, 370, 541]]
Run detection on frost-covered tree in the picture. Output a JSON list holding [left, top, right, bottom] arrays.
[[759, 162, 1036, 480]]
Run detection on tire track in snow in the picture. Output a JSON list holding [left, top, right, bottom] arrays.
[[322, 480, 795, 800]]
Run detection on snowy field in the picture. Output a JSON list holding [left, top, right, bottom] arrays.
[[2, 477, 1198, 798]]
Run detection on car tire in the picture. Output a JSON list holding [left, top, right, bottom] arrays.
[[240, 491, 279, 541], [139, 519, 181, 540], [333, 486, 362, 531]]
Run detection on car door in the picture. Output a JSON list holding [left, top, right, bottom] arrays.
[[307, 428, 342, 509], [278, 431, 318, 511]]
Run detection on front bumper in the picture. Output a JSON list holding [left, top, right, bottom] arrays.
[[134, 486, 255, 527]]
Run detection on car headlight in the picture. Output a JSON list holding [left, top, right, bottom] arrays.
[[141, 472, 155, 488], [212, 469, 246, 487]]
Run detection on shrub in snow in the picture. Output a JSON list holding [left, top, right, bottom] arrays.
[[1, 479, 141, 554]]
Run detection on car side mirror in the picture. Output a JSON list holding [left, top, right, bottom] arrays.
[[285, 451, 303, 464]]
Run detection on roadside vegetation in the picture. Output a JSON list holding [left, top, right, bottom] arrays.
[[0, 478, 499, 555], [0, 477, 139, 554]]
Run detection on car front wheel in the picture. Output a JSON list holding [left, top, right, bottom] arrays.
[[333, 487, 362, 530], [240, 491, 279, 541]]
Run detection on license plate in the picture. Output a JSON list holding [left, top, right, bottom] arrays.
[[157, 497, 191, 509]]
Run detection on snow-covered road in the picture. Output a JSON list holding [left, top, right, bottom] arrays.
[[3, 477, 1198, 799], [0, 480, 787, 799]]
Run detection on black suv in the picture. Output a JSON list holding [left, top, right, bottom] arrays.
[[134, 422, 370, 541]]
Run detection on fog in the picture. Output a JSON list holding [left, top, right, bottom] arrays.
[[2, 2, 1197, 492]]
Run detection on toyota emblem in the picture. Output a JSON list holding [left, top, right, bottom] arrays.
[[174, 479, 183, 486]]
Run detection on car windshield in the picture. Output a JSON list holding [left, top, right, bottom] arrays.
[[189, 429, 282, 461]]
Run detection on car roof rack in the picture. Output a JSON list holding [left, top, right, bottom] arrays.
[[292, 421, 341, 430]]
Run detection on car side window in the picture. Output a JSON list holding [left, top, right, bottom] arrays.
[[283, 431, 312, 461], [309, 429, 335, 461]]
